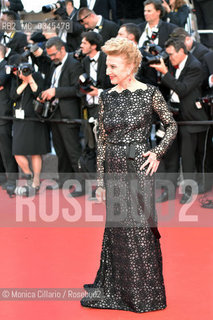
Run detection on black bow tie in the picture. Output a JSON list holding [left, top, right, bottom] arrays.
[[94, 25, 102, 30], [3, 34, 10, 39], [54, 62, 62, 67], [89, 59, 96, 63]]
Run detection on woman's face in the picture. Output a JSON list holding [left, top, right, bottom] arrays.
[[106, 54, 132, 85]]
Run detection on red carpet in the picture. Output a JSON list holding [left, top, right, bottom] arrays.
[[0, 186, 213, 320]]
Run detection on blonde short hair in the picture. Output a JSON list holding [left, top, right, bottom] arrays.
[[102, 37, 142, 74]]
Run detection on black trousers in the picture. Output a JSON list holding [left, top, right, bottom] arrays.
[[0, 123, 18, 183], [51, 121, 82, 183], [157, 134, 179, 189], [179, 126, 207, 181]]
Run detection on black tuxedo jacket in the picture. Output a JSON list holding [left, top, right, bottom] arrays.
[[162, 53, 208, 133], [116, 0, 145, 20], [202, 51, 213, 76], [0, 31, 27, 58], [48, 54, 83, 119], [54, 7, 84, 52], [95, 18, 119, 44], [66, 9, 84, 52], [93, 0, 117, 22], [138, 20, 177, 49], [191, 41, 209, 63], [202, 51, 213, 95], [82, 51, 112, 90], [80, 0, 117, 22], [0, 59, 12, 125]]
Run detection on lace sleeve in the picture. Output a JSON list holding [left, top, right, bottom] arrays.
[[150, 87, 178, 159], [97, 94, 107, 188]]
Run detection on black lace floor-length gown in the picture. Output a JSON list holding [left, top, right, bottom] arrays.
[[81, 85, 177, 313]]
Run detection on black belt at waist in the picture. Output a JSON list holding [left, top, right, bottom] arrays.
[[106, 140, 147, 146], [169, 102, 181, 107]]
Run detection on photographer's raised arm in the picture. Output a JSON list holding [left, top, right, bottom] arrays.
[[16, 81, 28, 95]]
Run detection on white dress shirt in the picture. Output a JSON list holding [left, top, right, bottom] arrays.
[[87, 51, 100, 105], [170, 55, 188, 103], [87, 0, 96, 10], [51, 53, 68, 88], [138, 23, 159, 48]]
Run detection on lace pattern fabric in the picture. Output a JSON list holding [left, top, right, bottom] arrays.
[[81, 85, 177, 313]]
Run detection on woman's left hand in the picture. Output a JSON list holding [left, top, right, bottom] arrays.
[[140, 151, 160, 176]]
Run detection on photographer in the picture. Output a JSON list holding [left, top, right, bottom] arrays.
[[79, 31, 112, 119], [150, 38, 209, 203], [77, 7, 119, 45], [169, 27, 210, 65], [55, 0, 84, 52], [8, 54, 50, 195], [0, 43, 18, 192], [161, 0, 190, 28], [199, 50, 213, 197], [41, 36, 84, 195], [78, 32, 113, 199], [42, 0, 84, 53], [0, 0, 24, 19], [137, 0, 177, 97], [0, 10, 27, 58]]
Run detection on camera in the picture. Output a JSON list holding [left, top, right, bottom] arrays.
[[196, 95, 213, 117], [155, 122, 165, 139], [141, 43, 169, 66], [42, 0, 65, 13], [196, 96, 213, 107], [22, 43, 40, 59], [33, 95, 59, 119], [73, 48, 86, 61], [5, 63, 33, 76], [78, 73, 100, 94]]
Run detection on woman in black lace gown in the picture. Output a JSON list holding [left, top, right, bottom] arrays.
[[81, 38, 177, 313]]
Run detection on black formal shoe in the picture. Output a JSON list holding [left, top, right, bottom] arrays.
[[46, 183, 61, 190], [46, 182, 74, 190], [180, 191, 192, 204], [201, 200, 213, 209], [156, 190, 169, 203], [69, 189, 85, 197], [156, 189, 176, 203], [21, 173, 33, 180], [88, 189, 98, 201], [6, 184, 16, 197], [2, 181, 16, 191], [180, 186, 192, 204]]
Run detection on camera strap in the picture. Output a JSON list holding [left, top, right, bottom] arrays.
[[141, 20, 162, 48], [15, 90, 25, 119], [51, 62, 62, 88]]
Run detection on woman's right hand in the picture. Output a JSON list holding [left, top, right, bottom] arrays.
[[96, 187, 106, 203]]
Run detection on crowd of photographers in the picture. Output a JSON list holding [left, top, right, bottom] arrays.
[[0, 0, 212, 205]]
